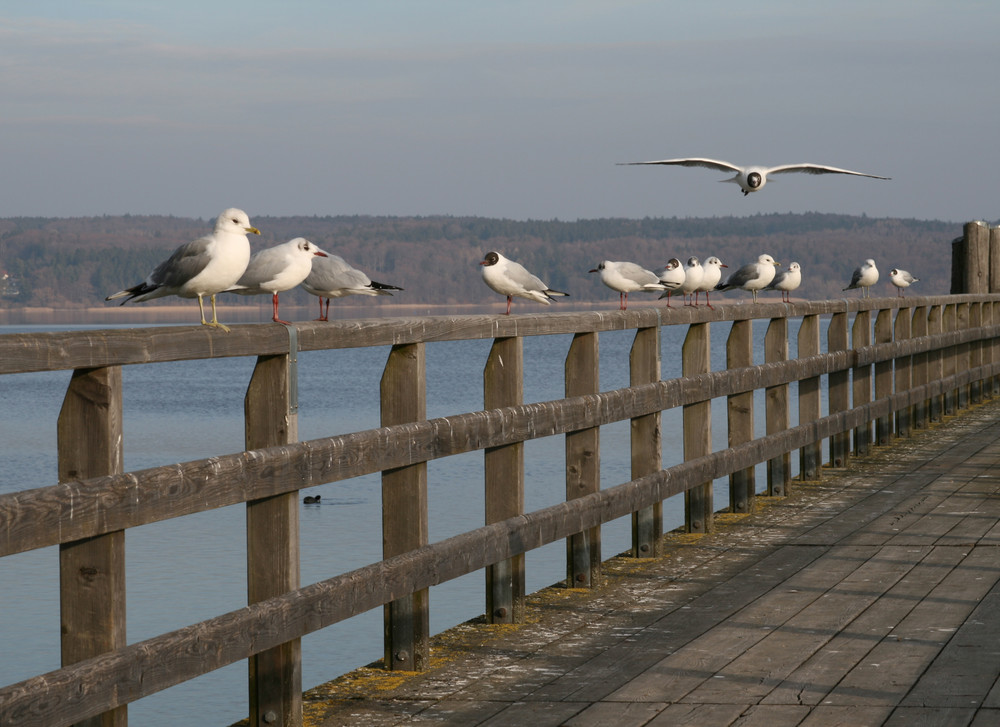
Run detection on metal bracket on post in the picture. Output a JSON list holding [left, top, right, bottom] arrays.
[[286, 324, 299, 416]]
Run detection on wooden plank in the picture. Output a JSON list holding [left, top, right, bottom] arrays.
[[852, 310, 872, 456], [942, 304, 958, 415], [683, 323, 711, 533], [874, 308, 894, 445], [828, 311, 850, 466], [245, 353, 303, 722], [565, 332, 601, 587], [381, 343, 430, 668], [970, 303, 983, 404], [484, 336, 525, 622], [956, 302, 971, 409], [727, 319, 755, 510], [797, 314, 822, 479], [631, 326, 663, 552], [894, 306, 913, 437], [57, 366, 126, 727], [928, 305, 944, 421], [765, 317, 790, 496], [911, 307, 930, 428]]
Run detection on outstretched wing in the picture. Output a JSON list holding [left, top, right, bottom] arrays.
[[618, 157, 742, 173], [767, 163, 890, 180]]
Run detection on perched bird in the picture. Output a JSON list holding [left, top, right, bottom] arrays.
[[655, 258, 686, 307], [716, 254, 780, 303], [618, 157, 890, 196], [844, 259, 879, 298], [302, 253, 404, 321], [226, 238, 327, 324], [765, 261, 802, 303], [105, 208, 260, 332], [676, 256, 704, 306], [696, 256, 728, 309], [480, 251, 568, 315], [589, 260, 666, 310], [889, 268, 919, 297]]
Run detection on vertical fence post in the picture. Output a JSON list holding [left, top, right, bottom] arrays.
[[380, 343, 430, 670], [828, 311, 850, 466], [726, 319, 755, 511], [979, 302, 993, 399], [961, 221, 990, 293], [58, 366, 126, 727], [956, 303, 971, 409], [894, 306, 913, 437], [631, 325, 663, 553], [874, 309, 894, 445], [245, 351, 302, 725], [797, 314, 822, 479], [942, 304, 958, 415], [912, 306, 930, 428], [928, 306, 944, 421], [484, 337, 525, 622], [565, 332, 601, 587], [683, 322, 712, 533], [765, 318, 790, 496], [851, 310, 872, 457]]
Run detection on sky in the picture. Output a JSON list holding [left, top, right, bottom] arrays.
[[1, 1, 998, 223]]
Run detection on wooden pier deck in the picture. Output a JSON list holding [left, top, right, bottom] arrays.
[[302, 398, 1000, 727]]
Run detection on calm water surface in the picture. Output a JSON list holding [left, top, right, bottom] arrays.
[[0, 312, 826, 726]]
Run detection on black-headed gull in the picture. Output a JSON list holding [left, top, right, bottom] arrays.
[[226, 237, 327, 324], [696, 256, 728, 309], [302, 253, 404, 321], [889, 268, 919, 297], [716, 254, 780, 303], [619, 157, 890, 196], [765, 261, 802, 303], [590, 260, 666, 310], [105, 208, 260, 332], [655, 258, 686, 307], [480, 251, 568, 315], [676, 256, 704, 307], [844, 259, 879, 298]]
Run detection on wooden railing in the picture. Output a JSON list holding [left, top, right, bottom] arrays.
[[2, 295, 999, 727]]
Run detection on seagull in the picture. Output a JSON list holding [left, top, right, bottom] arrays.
[[844, 259, 879, 298], [765, 261, 802, 303], [677, 256, 704, 306], [889, 268, 919, 297], [301, 253, 404, 321], [105, 208, 260, 332], [655, 258, 686, 307], [696, 256, 728, 309], [618, 157, 890, 196], [589, 260, 666, 310], [226, 238, 327, 325], [480, 251, 568, 315], [716, 254, 780, 303]]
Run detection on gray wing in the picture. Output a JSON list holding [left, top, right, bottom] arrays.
[[764, 270, 787, 291], [233, 246, 286, 289], [302, 254, 373, 293], [507, 261, 550, 292], [768, 163, 890, 180], [617, 157, 741, 173], [148, 235, 214, 288], [845, 266, 864, 289], [720, 263, 762, 289], [617, 261, 660, 286]]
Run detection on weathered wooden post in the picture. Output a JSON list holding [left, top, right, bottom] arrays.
[[631, 325, 663, 553], [911, 306, 930, 429], [484, 337, 525, 622], [874, 308, 894, 445], [765, 317, 790, 496], [955, 303, 970, 410], [990, 225, 1000, 294], [246, 348, 302, 725], [851, 310, 872, 456], [565, 332, 601, 586], [798, 314, 822, 479], [726, 319, 755, 511], [928, 306, 944, 421], [970, 303, 983, 405], [58, 366, 126, 727], [941, 304, 957, 415], [683, 323, 712, 533], [380, 342, 431, 665], [954, 221, 990, 293], [828, 311, 850, 466], [894, 306, 913, 437]]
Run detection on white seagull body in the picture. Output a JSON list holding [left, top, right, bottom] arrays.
[[889, 268, 919, 297], [480, 251, 568, 314], [844, 259, 879, 298], [227, 238, 327, 324], [105, 207, 260, 331], [765, 261, 802, 302], [716, 254, 780, 302], [655, 258, 686, 307], [677, 256, 704, 306], [302, 254, 404, 321], [619, 157, 890, 196], [589, 260, 666, 310], [696, 256, 728, 308]]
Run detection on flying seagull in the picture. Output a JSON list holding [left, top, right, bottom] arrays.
[[480, 251, 568, 315], [301, 253, 404, 321], [889, 268, 919, 297], [225, 237, 327, 324], [589, 260, 666, 310], [105, 208, 260, 332], [716, 254, 780, 303], [618, 157, 890, 196], [844, 259, 879, 298]]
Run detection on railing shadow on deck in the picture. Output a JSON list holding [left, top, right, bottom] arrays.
[[2, 294, 999, 727]]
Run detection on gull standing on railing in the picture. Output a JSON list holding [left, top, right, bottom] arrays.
[[480, 251, 568, 315], [225, 238, 328, 324]]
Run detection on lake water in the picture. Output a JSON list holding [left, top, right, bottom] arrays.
[[0, 312, 820, 726]]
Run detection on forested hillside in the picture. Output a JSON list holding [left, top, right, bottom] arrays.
[[0, 212, 974, 309]]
